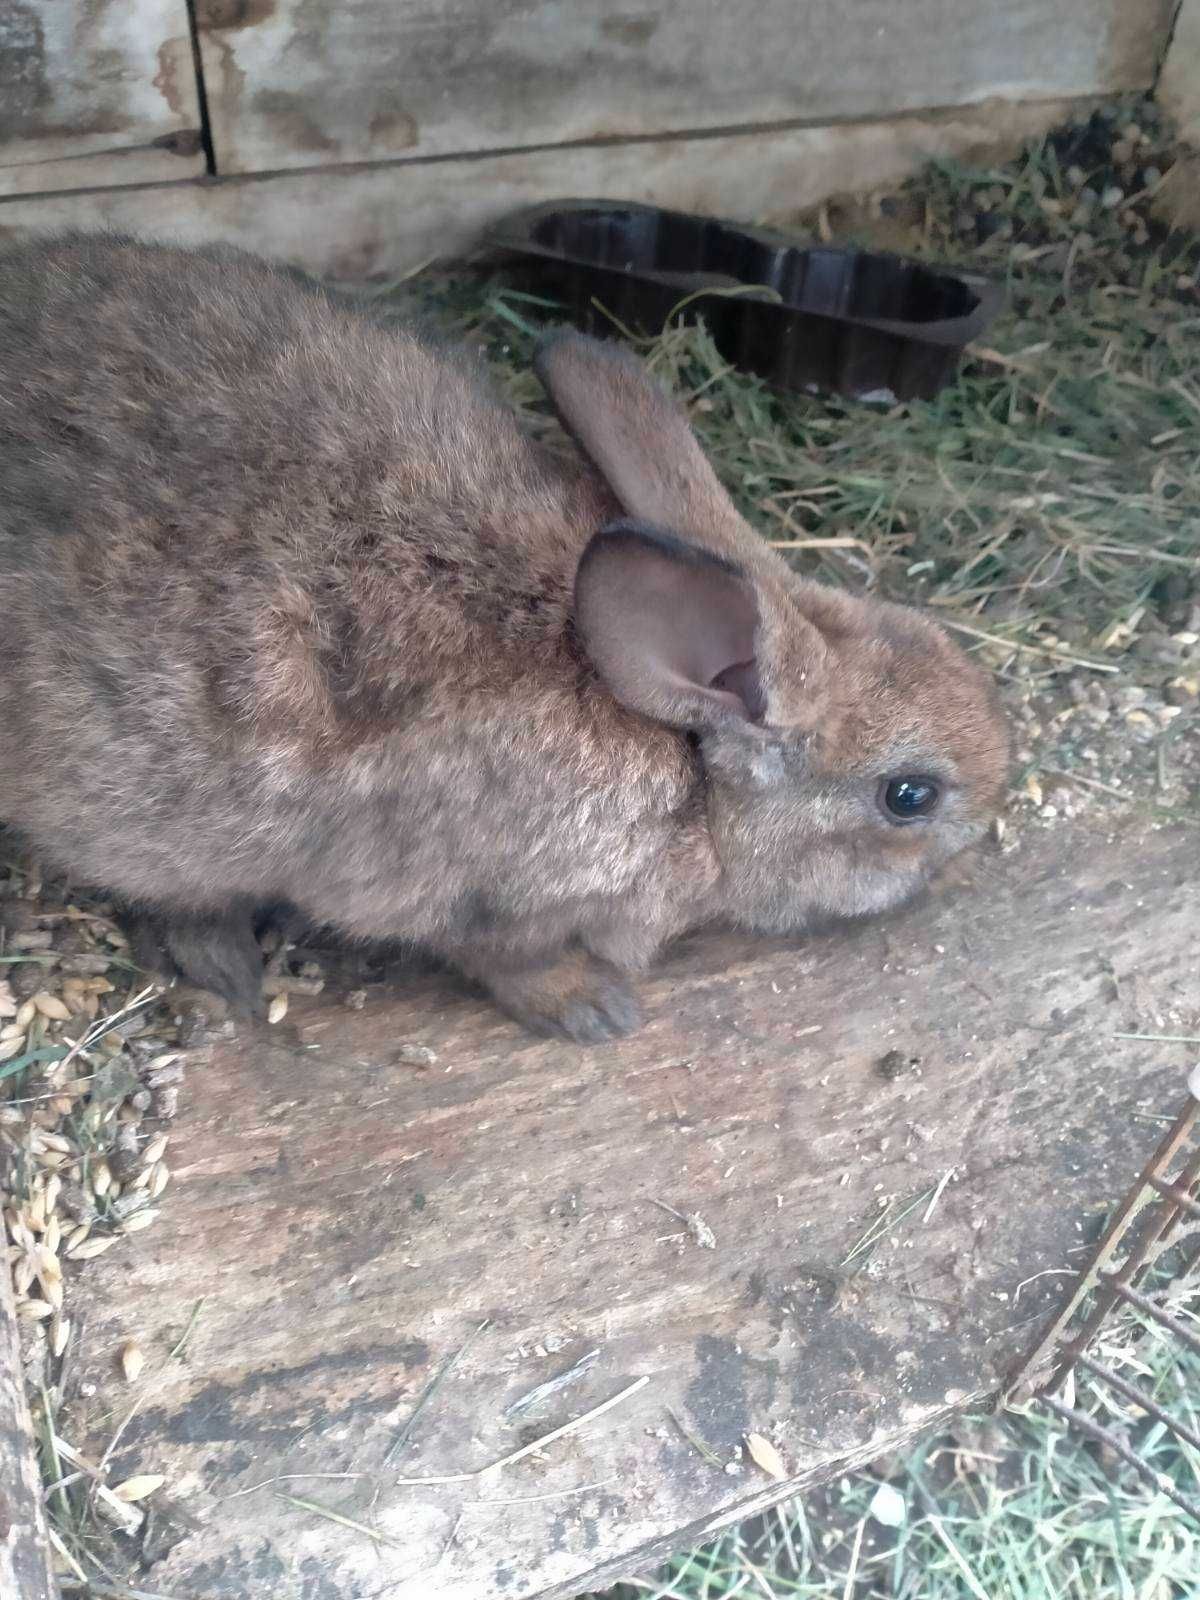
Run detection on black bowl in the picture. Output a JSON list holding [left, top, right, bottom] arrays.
[[487, 199, 1003, 402]]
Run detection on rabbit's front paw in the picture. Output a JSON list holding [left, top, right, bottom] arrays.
[[482, 951, 641, 1044]]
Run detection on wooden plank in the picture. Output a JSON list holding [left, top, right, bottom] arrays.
[[53, 818, 1197, 1598], [0, 0, 205, 197], [0, 1241, 57, 1599], [192, 0, 1175, 176], [0, 95, 1076, 280]]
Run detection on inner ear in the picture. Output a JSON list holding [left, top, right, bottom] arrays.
[[710, 660, 766, 720], [574, 521, 765, 730]]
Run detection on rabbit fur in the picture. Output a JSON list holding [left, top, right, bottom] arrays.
[[0, 235, 1009, 1041]]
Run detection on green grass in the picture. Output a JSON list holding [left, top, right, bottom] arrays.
[[594, 1288, 1200, 1600]]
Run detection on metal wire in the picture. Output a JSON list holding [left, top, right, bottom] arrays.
[[1038, 1394, 1200, 1521], [1003, 1064, 1200, 1520], [1072, 1350, 1200, 1455]]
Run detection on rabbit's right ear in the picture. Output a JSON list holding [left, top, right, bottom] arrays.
[[574, 521, 765, 730], [535, 330, 740, 543]]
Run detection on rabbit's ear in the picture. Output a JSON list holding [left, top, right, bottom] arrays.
[[574, 522, 764, 729], [534, 331, 738, 538]]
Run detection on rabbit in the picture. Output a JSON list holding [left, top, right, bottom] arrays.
[[0, 233, 1009, 1043]]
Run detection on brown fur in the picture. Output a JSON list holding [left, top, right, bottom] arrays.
[[0, 235, 1009, 1039]]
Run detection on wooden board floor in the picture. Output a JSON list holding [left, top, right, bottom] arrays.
[[62, 819, 1197, 1598]]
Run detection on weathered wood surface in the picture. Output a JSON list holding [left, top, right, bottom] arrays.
[[57, 818, 1197, 1598], [191, 0, 1174, 176], [0, 0, 205, 197], [0, 96, 1076, 280], [0, 1230, 57, 1599]]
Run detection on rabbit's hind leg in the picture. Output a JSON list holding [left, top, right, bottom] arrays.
[[122, 899, 267, 1019]]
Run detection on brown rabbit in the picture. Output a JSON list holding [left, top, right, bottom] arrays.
[[0, 234, 1008, 1042]]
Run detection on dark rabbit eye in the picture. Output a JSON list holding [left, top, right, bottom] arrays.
[[882, 777, 940, 821]]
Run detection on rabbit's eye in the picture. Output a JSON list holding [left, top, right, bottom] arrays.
[[882, 777, 940, 821]]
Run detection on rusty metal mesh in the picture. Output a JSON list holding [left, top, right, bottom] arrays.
[[1003, 1064, 1200, 1520]]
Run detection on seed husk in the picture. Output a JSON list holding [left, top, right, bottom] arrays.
[[141, 1133, 169, 1166], [745, 1432, 788, 1480], [36, 1131, 72, 1155], [67, 1235, 118, 1261], [111, 1473, 166, 1503], [17, 1297, 55, 1320], [119, 1209, 159, 1234], [32, 991, 71, 1022], [36, 1245, 62, 1284]]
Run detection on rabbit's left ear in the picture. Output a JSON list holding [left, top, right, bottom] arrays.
[[574, 520, 765, 730], [535, 330, 742, 546]]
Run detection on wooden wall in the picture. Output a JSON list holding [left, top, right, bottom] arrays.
[[189, 0, 1172, 174], [0, 1, 1181, 277], [0, 0, 205, 193]]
